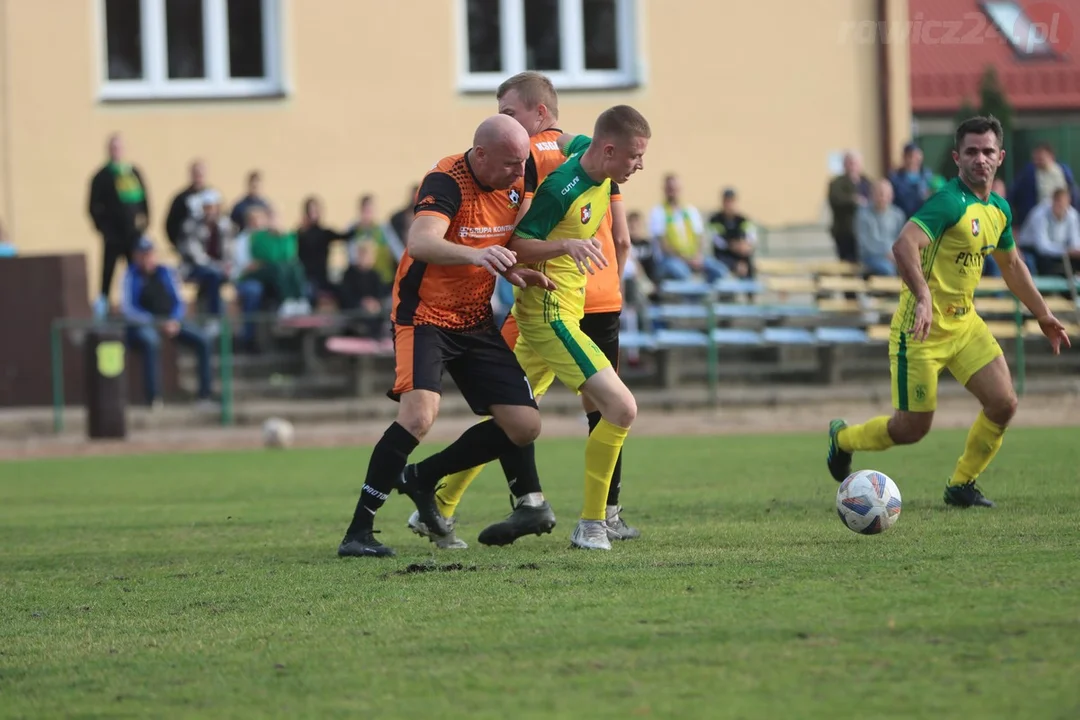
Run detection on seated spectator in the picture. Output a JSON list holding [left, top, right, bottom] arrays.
[[296, 196, 349, 305], [627, 210, 659, 288], [230, 170, 272, 232], [887, 142, 933, 219], [708, 188, 757, 278], [1021, 187, 1080, 278], [339, 240, 390, 338], [985, 178, 1011, 276], [650, 173, 729, 282], [242, 209, 311, 317], [348, 194, 400, 287], [855, 179, 905, 277], [0, 219, 15, 257], [120, 237, 212, 408], [178, 190, 233, 321], [229, 207, 269, 349]]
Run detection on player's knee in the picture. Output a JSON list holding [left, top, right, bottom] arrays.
[[987, 392, 1018, 426], [497, 408, 541, 446], [890, 416, 931, 445], [607, 394, 637, 429], [396, 398, 438, 440]]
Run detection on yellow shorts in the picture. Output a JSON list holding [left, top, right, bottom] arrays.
[[514, 318, 612, 396], [889, 315, 1003, 412]]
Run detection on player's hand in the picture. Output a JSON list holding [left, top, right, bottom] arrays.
[[563, 238, 608, 275], [909, 296, 932, 342], [503, 267, 557, 291], [1036, 313, 1071, 355], [473, 246, 518, 276]]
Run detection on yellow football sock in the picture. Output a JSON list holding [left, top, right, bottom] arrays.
[[949, 412, 1006, 486], [435, 464, 485, 518], [582, 418, 629, 520], [838, 417, 895, 453]]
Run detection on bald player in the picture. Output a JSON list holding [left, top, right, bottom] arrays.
[[411, 72, 641, 550], [338, 115, 574, 558]]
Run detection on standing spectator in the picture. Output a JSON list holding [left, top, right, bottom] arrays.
[[230, 171, 272, 232], [1009, 143, 1080, 229], [855, 180, 905, 277], [650, 173, 728, 281], [242, 210, 311, 317], [708, 188, 757, 278], [348, 194, 400, 286], [827, 151, 871, 263], [296, 196, 350, 304], [120, 237, 212, 408], [1021, 187, 1080, 278], [165, 160, 210, 247], [888, 142, 933, 218], [0, 219, 14, 257], [88, 133, 150, 318], [178, 190, 233, 321]]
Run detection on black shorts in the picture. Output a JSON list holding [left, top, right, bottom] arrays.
[[578, 311, 621, 369], [388, 323, 538, 416]]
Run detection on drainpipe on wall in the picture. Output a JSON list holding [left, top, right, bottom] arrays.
[[876, 0, 893, 177]]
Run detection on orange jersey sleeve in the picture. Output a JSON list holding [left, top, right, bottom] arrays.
[[392, 152, 525, 330], [523, 128, 568, 199]]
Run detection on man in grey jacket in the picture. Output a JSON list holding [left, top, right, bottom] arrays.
[[855, 179, 905, 277]]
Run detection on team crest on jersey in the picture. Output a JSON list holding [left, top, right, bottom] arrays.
[[507, 188, 520, 209], [581, 203, 592, 224], [971, 218, 980, 236]]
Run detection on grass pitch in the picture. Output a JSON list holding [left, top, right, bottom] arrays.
[[1, 426, 1079, 718]]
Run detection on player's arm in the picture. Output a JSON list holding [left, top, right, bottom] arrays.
[[506, 182, 607, 273], [993, 206, 1070, 354], [610, 185, 630, 281], [556, 133, 590, 156], [408, 173, 516, 274], [894, 191, 961, 341]]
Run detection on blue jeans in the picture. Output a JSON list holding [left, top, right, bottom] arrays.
[[659, 255, 731, 282], [863, 257, 897, 276], [236, 279, 264, 343], [186, 265, 226, 315], [127, 324, 212, 404]]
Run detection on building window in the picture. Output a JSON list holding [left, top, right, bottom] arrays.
[[459, 0, 638, 92], [101, 0, 283, 100]]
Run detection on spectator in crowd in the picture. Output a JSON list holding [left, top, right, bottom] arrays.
[[347, 194, 401, 286], [230, 170, 272, 231], [708, 187, 757, 278], [1009, 143, 1080, 229], [1020, 187, 1080, 278], [165, 160, 210, 247], [0, 219, 14, 257], [229, 206, 270, 349], [120, 236, 212, 408], [243, 209, 311, 317], [388, 184, 418, 251], [855, 179, 905, 277], [177, 189, 233, 321], [88, 133, 150, 318], [827, 151, 871, 263], [627, 210, 659, 287], [296, 196, 350, 305], [888, 142, 933, 218], [339, 240, 390, 338], [650, 173, 728, 281]]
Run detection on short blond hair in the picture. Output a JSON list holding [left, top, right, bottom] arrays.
[[594, 105, 651, 143], [496, 71, 559, 119]]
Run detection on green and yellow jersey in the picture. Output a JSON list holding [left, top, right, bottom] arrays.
[[512, 134, 619, 325], [892, 177, 1015, 339]]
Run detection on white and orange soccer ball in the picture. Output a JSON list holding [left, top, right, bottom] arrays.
[[836, 470, 902, 534]]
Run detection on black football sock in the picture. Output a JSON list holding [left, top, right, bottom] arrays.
[[588, 411, 623, 507], [499, 442, 543, 499], [415, 419, 516, 489], [345, 422, 418, 537]]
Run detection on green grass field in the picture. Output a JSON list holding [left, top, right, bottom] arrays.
[[2, 426, 1079, 719]]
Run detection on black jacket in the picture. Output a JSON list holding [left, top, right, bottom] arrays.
[[88, 164, 150, 241]]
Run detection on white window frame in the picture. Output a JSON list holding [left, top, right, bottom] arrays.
[[457, 0, 638, 92], [98, 0, 284, 101]]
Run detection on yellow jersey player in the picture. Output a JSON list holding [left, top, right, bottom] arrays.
[[505, 105, 650, 550], [827, 115, 1071, 508]]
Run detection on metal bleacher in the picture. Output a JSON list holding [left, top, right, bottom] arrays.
[[621, 255, 1080, 389]]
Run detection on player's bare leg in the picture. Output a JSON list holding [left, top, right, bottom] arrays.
[[339, 389, 440, 558], [828, 411, 933, 482], [945, 356, 1016, 508], [569, 368, 637, 550]]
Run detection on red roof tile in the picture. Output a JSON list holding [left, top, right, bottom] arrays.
[[910, 0, 1080, 113]]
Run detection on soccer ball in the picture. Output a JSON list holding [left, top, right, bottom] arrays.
[[262, 417, 294, 449], [836, 470, 902, 534]]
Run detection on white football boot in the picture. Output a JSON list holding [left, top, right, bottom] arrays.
[[605, 505, 641, 541], [407, 510, 468, 549], [570, 519, 612, 550]]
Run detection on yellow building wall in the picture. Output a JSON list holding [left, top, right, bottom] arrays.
[[2, 0, 909, 298]]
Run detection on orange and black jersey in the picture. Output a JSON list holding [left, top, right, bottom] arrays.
[[392, 151, 525, 331], [523, 128, 566, 199]]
